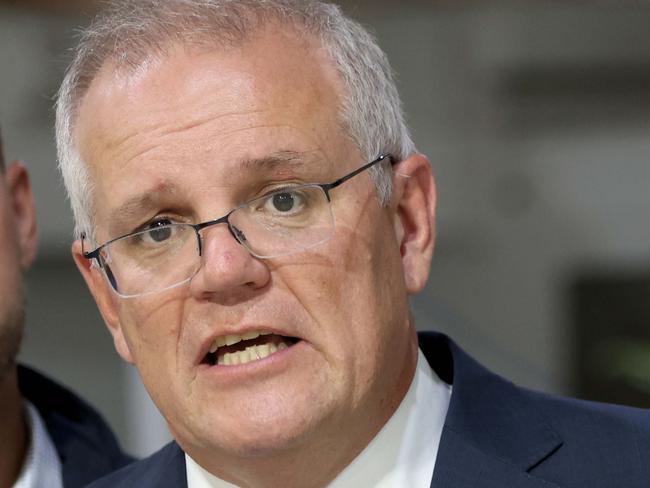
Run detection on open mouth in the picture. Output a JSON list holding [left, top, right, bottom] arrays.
[[203, 331, 299, 366]]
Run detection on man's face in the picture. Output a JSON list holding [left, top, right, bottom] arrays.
[[0, 162, 37, 382], [74, 27, 435, 467]]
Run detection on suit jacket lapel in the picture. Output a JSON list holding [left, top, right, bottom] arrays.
[[431, 427, 560, 488], [418, 333, 564, 488]]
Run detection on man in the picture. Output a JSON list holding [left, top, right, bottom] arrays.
[[0, 129, 132, 487], [55, 1, 650, 487]]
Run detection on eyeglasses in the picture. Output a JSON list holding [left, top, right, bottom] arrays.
[[82, 154, 395, 298]]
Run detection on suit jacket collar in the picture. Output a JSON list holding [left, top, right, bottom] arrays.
[[419, 332, 564, 488], [129, 442, 187, 488]]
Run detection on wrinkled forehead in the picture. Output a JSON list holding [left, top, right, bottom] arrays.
[[76, 26, 347, 161], [74, 30, 357, 238]]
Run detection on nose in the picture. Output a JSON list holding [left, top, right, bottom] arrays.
[[188, 224, 271, 301]]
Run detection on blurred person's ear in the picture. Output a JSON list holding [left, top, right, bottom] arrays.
[[5, 162, 38, 268], [72, 240, 134, 364], [390, 154, 436, 294]]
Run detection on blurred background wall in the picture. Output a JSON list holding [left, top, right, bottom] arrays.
[[2, 0, 649, 457]]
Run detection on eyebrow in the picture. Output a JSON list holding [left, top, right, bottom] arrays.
[[105, 151, 318, 236], [237, 151, 310, 174], [107, 183, 178, 236]]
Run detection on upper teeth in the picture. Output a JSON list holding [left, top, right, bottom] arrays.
[[209, 331, 272, 353], [219, 342, 288, 366]]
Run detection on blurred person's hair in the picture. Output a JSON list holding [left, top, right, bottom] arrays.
[[56, 0, 416, 241]]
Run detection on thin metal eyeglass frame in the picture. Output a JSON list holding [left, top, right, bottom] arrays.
[[81, 153, 396, 268]]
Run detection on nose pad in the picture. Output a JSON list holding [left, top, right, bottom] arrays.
[[197, 222, 248, 259], [229, 224, 248, 244], [197, 223, 250, 264]]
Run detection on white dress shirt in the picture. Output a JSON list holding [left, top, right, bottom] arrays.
[[12, 402, 64, 488], [186, 348, 452, 487]]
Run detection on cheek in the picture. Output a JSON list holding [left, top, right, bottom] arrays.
[[116, 295, 186, 379], [116, 296, 195, 427], [280, 216, 401, 367], [329, 215, 407, 358]]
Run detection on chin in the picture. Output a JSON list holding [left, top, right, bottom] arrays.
[[185, 405, 328, 460], [190, 424, 310, 460]]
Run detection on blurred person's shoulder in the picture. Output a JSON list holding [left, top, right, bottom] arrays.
[[17, 365, 134, 487]]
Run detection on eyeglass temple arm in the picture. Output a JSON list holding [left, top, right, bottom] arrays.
[[322, 154, 395, 192]]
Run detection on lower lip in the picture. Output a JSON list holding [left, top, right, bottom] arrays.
[[197, 339, 306, 382]]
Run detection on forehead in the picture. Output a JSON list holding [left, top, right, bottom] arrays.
[[75, 27, 355, 234], [77, 28, 343, 150]]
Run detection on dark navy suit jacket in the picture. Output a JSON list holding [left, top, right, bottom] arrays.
[[17, 366, 133, 487], [86, 332, 650, 487]]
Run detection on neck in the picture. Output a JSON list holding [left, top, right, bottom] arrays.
[[0, 367, 28, 488]]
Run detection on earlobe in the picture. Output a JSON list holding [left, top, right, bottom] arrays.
[[72, 240, 135, 363], [393, 154, 437, 294]]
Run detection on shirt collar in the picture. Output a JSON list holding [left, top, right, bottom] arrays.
[[186, 347, 451, 488], [12, 401, 63, 488]]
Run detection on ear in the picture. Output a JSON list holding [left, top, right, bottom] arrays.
[[5, 162, 38, 268], [72, 239, 135, 363], [391, 154, 436, 294]]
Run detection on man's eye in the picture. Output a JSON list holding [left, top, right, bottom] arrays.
[[260, 190, 308, 215], [142, 219, 174, 243], [269, 192, 299, 213]]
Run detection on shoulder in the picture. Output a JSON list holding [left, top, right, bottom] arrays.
[[521, 388, 650, 485], [87, 442, 186, 488], [525, 386, 650, 447], [419, 331, 650, 485], [419, 330, 650, 432], [17, 365, 134, 487]]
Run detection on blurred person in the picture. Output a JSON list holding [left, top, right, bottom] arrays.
[[55, 1, 650, 487], [0, 129, 132, 488]]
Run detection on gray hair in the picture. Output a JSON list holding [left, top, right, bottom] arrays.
[[55, 0, 416, 240]]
